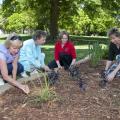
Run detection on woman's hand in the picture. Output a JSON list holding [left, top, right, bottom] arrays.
[[0, 59, 30, 94], [42, 65, 51, 72], [56, 60, 62, 69], [106, 72, 116, 81], [21, 85, 30, 94], [106, 63, 120, 81], [58, 64, 62, 69], [70, 59, 76, 66]]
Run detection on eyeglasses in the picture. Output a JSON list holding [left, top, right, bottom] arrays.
[[10, 36, 22, 41]]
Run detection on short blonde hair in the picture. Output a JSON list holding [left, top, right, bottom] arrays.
[[5, 33, 23, 49]]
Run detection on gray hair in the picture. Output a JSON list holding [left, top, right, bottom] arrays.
[[107, 28, 120, 38], [59, 31, 69, 40]]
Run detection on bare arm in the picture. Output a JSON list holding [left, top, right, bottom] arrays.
[[70, 59, 76, 65], [113, 63, 120, 74], [0, 59, 29, 94], [105, 60, 112, 70], [56, 60, 62, 68], [75, 54, 91, 65]]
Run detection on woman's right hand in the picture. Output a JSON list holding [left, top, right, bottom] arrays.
[[56, 61, 62, 69], [58, 65, 62, 69], [106, 71, 116, 82], [21, 85, 30, 94]]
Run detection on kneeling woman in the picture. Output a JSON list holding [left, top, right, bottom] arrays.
[[48, 31, 76, 70], [100, 28, 120, 87], [0, 34, 29, 94]]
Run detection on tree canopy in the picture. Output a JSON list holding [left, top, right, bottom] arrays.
[[1, 0, 120, 37]]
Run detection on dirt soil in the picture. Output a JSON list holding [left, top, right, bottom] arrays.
[[0, 61, 120, 120]]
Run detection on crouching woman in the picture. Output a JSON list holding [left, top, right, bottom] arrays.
[[104, 28, 120, 81], [0, 34, 29, 94], [48, 31, 76, 70]]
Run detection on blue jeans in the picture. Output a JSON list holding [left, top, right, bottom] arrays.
[[7, 62, 24, 75]]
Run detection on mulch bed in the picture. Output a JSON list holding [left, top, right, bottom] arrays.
[[0, 61, 120, 120]]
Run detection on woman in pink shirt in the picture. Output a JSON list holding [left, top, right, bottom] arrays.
[[0, 34, 29, 94]]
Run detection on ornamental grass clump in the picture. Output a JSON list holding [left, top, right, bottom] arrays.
[[89, 42, 104, 67], [27, 70, 58, 106]]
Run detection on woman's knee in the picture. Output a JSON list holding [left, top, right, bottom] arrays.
[[41, 53, 45, 59]]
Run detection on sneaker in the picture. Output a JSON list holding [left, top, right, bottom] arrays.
[[0, 78, 5, 86], [21, 72, 29, 78]]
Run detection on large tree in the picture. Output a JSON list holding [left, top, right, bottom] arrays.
[[1, 0, 120, 37]]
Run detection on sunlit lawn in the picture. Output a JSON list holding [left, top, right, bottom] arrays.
[[43, 48, 89, 64], [42, 44, 108, 64], [0, 40, 107, 64]]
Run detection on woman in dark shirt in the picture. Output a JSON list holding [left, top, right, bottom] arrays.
[[104, 28, 120, 82], [108, 42, 120, 61]]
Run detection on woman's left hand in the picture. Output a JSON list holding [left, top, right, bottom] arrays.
[[43, 65, 51, 72], [71, 59, 76, 66]]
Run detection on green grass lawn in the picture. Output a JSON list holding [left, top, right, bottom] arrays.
[[0, 39, 107, 65], [44, 48, 89, 64], [42, 44, 107, 64], [0, 39, 90, 64], [42, 45, 89, 64]]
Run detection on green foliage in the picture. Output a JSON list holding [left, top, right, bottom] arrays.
[[0, 34, 109, 45], [7, 13, 24, 32], [6, 10, 37, 33], [89, 9, 116, 35], [1, 0, 120, 36], [102, 48, 109, 60], [59, 8, 91, 34], [89, 41, 104, 67], [70, 35, 109, 45], [0, 6, 3, 29], [102, 44, 109, 60]]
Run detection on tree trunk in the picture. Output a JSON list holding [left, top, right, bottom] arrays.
[[49, 0, 60, 40]]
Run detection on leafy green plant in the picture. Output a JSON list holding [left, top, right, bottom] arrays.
[[89, 41, 104, 67]]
